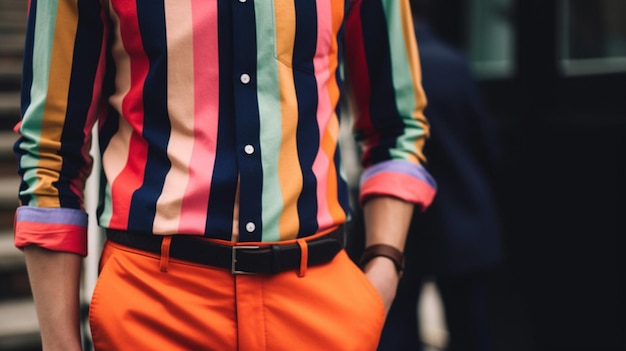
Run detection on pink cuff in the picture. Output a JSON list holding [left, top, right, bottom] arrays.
[[360, 172, 436, 211]]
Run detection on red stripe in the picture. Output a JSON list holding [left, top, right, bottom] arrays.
[[344, 1, 377, 166], [108, 2, 151, 228]]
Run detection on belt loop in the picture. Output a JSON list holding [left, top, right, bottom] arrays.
[[160, 236, 172, 272], [271, 245, 281, 273], [296, 239, 308, 277]]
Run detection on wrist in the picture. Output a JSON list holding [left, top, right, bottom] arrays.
[[359, 244, 405, 277]]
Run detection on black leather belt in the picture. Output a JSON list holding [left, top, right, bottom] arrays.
[[106, 227, 345, 275]]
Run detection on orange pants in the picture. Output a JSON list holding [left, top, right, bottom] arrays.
[[89, 239, 385, 351]]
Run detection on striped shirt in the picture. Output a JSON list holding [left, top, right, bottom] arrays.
[[14, 0, 436, 256]]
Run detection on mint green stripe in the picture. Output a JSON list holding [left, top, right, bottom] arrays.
[[255, 2, 282, 242], [381, 1, 425, 161], [99, 181, 113, 227], [19, 0, 59, 205]]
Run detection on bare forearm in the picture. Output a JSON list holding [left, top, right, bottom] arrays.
[[24, 246, 83, 351], [362, 196, 414, 314], [363, 196, 414, 249]]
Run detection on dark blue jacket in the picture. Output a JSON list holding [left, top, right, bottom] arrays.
[[408, 24, 503, 275]]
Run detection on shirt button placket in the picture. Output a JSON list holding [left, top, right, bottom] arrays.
[[232, 0, 261, 242]]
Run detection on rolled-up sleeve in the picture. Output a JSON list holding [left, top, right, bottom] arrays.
[[344, 0, 436, 210], [14, 0, 109, 255]]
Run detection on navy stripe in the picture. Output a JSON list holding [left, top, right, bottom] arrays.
[[335, 4, 347, 123], [334, 142, 351, 219], [335, 6, 351, 218], [127, 0, 171, 231], [293, 0, 320, 237], [360, 1, 404, 164], [96, 42, 119, 221], [57, 0, 104, 209], [97, 93, 120, 223], [97, 47, 119, 154], [231, 0, 263, 241], [205, 1, 238, 240]]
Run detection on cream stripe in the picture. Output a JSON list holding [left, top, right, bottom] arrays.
[[153, 0, 195, 233]]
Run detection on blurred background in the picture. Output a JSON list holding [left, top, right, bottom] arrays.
[[0, 0, 35, 350], [0, 0, 624, 350]]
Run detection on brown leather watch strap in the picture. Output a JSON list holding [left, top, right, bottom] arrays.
[[359, 244, 405, 276]]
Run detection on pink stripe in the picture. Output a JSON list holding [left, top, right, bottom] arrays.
[[311, 0, 334, 227], [177, 1, 219, 233]]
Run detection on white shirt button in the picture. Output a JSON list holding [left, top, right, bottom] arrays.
[[240, 73, 251, 84], [245, 222, 256, 233], [244, 144, 255, 155], [238, 0, 247, 2]]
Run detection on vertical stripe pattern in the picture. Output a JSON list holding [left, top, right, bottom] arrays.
[[15, 0, 435, 252]]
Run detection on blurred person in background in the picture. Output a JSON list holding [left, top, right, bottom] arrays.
[[376, 0, 504, 350]]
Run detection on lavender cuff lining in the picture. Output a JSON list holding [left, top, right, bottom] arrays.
[[16, 207, 88, 227], [361, 160, 436, 188]]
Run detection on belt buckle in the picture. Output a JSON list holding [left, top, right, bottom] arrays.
[[231, 245, 260, 274]]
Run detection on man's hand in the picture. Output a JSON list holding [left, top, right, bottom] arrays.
[[363, 256, 401, 315]]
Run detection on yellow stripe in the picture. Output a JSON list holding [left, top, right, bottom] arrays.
[[275, 1, 302, 239], [37, 0, 79, 207], [400, 0, 429, 163]]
